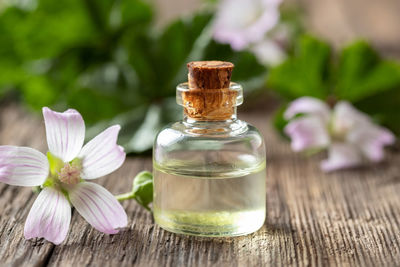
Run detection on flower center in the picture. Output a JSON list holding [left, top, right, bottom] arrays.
[[329, 116, 352, 142], [58, 163, 81, 185]]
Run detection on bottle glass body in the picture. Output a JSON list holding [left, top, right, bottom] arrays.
[[152, 83, 266, 237]]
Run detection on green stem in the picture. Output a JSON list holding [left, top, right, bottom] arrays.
[[115, 192, 152, 212], [115, 192, 135, 201]]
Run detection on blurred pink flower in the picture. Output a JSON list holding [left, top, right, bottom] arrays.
[[0, 107, 127, 244], [250, 38, 286, 66], [284, 97, 395, 172], [213, 0, 282, 51]]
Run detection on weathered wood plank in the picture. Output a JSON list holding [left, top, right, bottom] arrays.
[[2, 104, 399, 266]]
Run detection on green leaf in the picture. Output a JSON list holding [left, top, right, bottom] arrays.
[[354, 88, 400, 135], [81, 0, 114, 32], [20, 75, 59, 110], [66, 87, 129, 124], [132, 171, 153, 211], [110, 0, 153, 30], [6, 0, 96, 60], [127, 104, 163, 153], [155, 13, 213, 95], [120, 0, 153, 26], [124, 99, 180, 153], [0, 8, 29, 88], [335, 41, 400, 101], [267, 35, 331, 99], [87, 98, 180, 154]]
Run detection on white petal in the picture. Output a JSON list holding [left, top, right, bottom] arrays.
[[331, 101, 370, 134], [250, 39, 286, 66], [347, 124, 395, 162], [24, 187, 71, 245], [320, 142, 363, 172], [69, 182, 127, 234], [284, 97, 331, 122], [79, 125, 125, 180], [213, 0, 281, 50], [43, 107, 85, 163], [284, 116, 330, 152], [0, 146, 49, 186]]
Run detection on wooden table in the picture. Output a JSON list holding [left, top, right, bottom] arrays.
[[0, 104, 399, 266]]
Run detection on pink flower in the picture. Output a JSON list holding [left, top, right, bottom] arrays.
[[0, 107, 127, 244], [284, 97, 395, 172], [213, 0, 282, 51]]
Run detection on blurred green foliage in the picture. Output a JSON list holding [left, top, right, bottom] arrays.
[[268, 35, 400, 135], [268, 36, 331, 99], [2, 0, 398, 152], [0, 0, 266, 153]]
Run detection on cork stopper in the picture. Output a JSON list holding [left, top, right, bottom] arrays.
[[187, 61, 234, 90], [182, 61, 238, 121]]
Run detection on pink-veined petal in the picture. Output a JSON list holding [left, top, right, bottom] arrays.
[[69, 182, 127, 234], [320, 142, 363, 172], [284, 116, 330, 152], [42, 107, 85, 163], [347, 124, 395, 162], [24, 187, 71, 245], [79, 125, 125, 180], [0, 146, 48, 186], [284, 97, 331, 122]]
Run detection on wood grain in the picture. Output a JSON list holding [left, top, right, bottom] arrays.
[[0, 103, 399, 267]]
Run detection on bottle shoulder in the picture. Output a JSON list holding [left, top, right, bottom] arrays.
[[154, 119, 265, 154], [156, 119, 263, 140], [153, 119, 266, 176]]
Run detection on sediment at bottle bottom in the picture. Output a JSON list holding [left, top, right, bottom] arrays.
[[153, 208, 265, 237]]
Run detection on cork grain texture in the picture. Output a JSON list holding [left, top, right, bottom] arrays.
[[187, 61, 234, 90]]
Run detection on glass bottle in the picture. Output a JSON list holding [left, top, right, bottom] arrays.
[[153, 61, 266, 237]]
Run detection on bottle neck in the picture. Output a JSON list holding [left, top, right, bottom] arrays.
[[176, 82, 244, 123], [181, 108, 247, 136], [183, 107, 238, 123]]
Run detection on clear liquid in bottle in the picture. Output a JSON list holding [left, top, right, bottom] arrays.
[[153, 161, 266, 236]]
